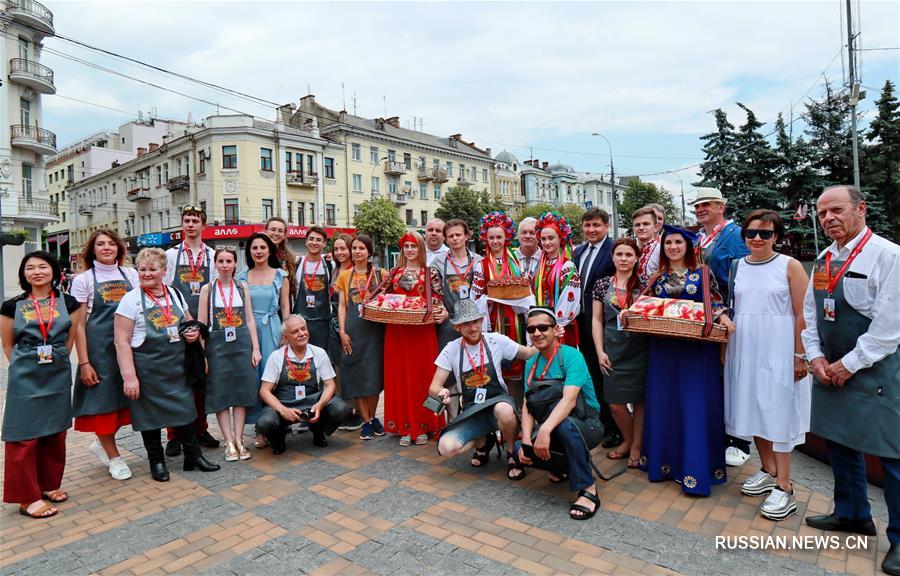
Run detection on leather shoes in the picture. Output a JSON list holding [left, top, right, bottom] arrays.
[[197, 431, 221, 448], [165, 439, 182, 457], [313, 432, 327, 448], [805, 513, 876, 536], [183, 454, 220, 472], [602, 430, 623, 449], [150, 462, 170, 482], [883, 542, 900, 576], [271, 439, 287, 455]]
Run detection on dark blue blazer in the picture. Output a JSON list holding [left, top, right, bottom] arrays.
[[702, 221, 749, 303], [574, 238, 614, 325]]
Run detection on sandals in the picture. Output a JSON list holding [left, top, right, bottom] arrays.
[[549, 472, 569, 484], [399, 435, 412, 447], [506, 455, 526, 481], [42, 490, 68, 503], [20, 502, 58, 519], [569, 488, 600, 521], [471, 434, 496, 468], [607, 449, 629, 460], [414, 434, 429, 446], [627, 457, 640, 469], [254, 436, 269, 449]]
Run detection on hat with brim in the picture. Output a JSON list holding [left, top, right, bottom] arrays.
[[690, 187, 727, 206], [450, 299, 484, 325]]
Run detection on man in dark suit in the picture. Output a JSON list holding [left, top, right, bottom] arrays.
[[574, 207, 621, 448]]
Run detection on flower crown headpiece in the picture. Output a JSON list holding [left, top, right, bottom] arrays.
[[479, 211, 515, 243], [534, 212, 573, 243]]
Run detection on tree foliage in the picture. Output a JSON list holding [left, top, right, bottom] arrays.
[[862, 80, 900, 241], [519, 203, 586, 244], [435, 186, 507, 237], [353, 197, 406, 253], [616, 180, 678, 230]]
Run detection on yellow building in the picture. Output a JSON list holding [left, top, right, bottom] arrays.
[[493, 150, 525, 218], [283, 96, 495, 229]]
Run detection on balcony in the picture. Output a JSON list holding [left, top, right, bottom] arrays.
[[78, 205, 92, 215], [165, 175, 190, 192], [8, 59, 55, 94], [126, 185, 151, 202], [389, 192, 409, 205], [456, 176, 473, 187], [432, 168, 448, 183], [3, 0, 54, 36], [10, 124, 57, 156], [417, 167, 434, 181], [18, 196, 58, 223], [383, 160, 407, 176], [286, 171, 318, 188]]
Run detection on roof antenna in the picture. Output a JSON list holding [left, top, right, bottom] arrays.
[[383, 95, 387, 117], [352, 91, 357, 115], [341, 82, 346, 111]]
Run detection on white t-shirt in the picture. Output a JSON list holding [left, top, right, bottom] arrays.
[[261, 344, 336, 385], [115, 285, 189, 347], [208, 280, 246, 308], [70, 262, 140, 314], [435, 332, 520, 390], [163, 242, 218, 286]]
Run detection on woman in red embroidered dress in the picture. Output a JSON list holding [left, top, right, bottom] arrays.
[[383, 231, 449, 446], [533, 213, 581, 347]]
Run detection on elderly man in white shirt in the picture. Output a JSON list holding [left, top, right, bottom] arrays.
[[425, 218, 449, 266], [514, 217, 542, 278], [800, 185, 900, 576]]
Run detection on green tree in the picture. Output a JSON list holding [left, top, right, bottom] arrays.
[[352, 197, 406, 256], [730, 102, 780, 218], [804, 79, 854, 185], [435, 186, 507, 238], [616, 180, 678, 231], [695, 108, 739, 200], [519, 203, 586, 243], [862, 80, 900, 242]]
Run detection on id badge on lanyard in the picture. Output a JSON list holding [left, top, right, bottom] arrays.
[[224, 326, 237, 342], [294, 385, 306, 400], [190, 281, 201, 295], [37, 344, 53, 364], [166, 325, 181, 342], [457, 282, 470, 300], [473, 388, 487, 404], [306, 294, 317, 308], [823, 298, 836, 322]]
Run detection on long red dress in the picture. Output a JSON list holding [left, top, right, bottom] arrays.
[[383, 267, 445, 437]]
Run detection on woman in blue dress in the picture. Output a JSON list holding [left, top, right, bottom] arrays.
[[637, 224, 735, 496], [236, 233, 290, 447]]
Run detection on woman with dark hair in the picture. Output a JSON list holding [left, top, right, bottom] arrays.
[[328, 233, 361, 430], [335, 234, 386, 439], [71, 229, 139, 481], [2, 251, 83, 518], [237, 233, 291, 446], [638, 225, 735, 496], [264, 217, 298, 298], [591, 238, 649, 468], [533, 212, 581, 346], [725, 209, 810, 520]]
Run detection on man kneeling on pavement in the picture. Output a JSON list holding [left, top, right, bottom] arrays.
[[257, 315, 351, 453]]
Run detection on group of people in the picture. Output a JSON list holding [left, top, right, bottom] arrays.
[[1, 185, 897, 574]]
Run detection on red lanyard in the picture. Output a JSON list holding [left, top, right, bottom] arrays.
[[31, 292, 56, 344], [463, 339, 487, 382], [696, 221, 727, 255], [284, 346, 309, 377], [216, 280, 235, 324], [448, 253, 475, 280], [302, 257, 323, 290], [825, 229, 872, 296], [353, 267, 377, 301], [143, 287, 174, 326], [613, 277, 630, 309], [527, 344, 560, 386], [184, 243, 206, 279]]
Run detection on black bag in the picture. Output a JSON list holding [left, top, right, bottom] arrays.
[[525, 378, 587, 423]]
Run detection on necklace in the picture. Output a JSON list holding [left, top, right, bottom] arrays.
[[745, 253, 779, 265]]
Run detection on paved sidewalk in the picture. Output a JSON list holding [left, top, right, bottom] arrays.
[[0, 366, 893, 575]]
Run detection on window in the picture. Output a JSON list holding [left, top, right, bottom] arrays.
[[433, 159, 440, 170], [22, 165, 33, 200], [459, 164, 465, 180], [324, 157, 335, 179], [260, 148, 273, 171], [419, 183, 427, 200], [20, 98, 30, 125], [406, 209, 414, 225], [325, 204, 336, 226], [18, 37, 28, 60], [446, 161, 453, 177], [404, 180, 413, 194], [371, 176, 380, 194], [434, 185, 441, 200], [222, 145, 238, 169], [387, 149, 396, 162], [351, 143, 361, 161], [309, 203, 316, 224], [403, 153, 411, 169], [224, 198, 239, 224], [262, 199, 274, 220], [164, 163, 170, 182], [418, 156, 426, 169], [295, 153, 304, 174], [352, 174, 363, 192], [285, 151, 292, 173], [421, 211, 428, 225], [353, 204, 360, 219], [370, 146, 379, 164], [298, 202, 306, 225], [200, 201, 207, 215], [388, 181, 397, 195], [198, 150, 207, 174], [287, 201, 293, 223], [482, 168, 489, 183], [307, 155, 314, 175]]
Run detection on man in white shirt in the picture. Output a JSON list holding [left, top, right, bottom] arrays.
[[801, 185, 900, 576], [256, 315, 351, 453], [514, 217, 541, 278], [425, 218, 449, 266]]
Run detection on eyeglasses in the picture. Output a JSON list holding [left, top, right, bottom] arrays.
[[525, 324, 553, 334], [744, 229, 775, 240]]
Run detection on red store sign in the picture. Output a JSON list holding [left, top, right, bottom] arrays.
[[169, 225, 355, 242]]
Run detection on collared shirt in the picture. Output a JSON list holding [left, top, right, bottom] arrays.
[[514, 247, 542, 278], [426, 244, 449, 267], [801, 227, 900, 373], [578, 237, 607, 280], [698, 219, 734, 242], [163, 242, 218, 286], [637, 237, 660, 286]]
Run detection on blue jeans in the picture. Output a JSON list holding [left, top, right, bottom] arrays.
[[515, 418, 595, 493], [826, 439, 900, 544]]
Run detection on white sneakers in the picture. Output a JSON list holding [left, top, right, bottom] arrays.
[[760, 488, 798, 520], [725, 446, 751, 467], [740, 470, 778, 496], [89, 439, 131, 481]]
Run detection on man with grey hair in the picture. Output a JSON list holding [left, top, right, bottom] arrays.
[[646, 203, 666, 233], [425, 218, 449, 266], [256, 315, 351, 453], [801, 185, 900, 576], [515, 217, 542, 278]]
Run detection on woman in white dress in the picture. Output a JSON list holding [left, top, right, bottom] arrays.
[[725, 209, 810, 521]]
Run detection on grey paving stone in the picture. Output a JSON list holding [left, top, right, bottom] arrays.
[[253, 488, 342, 530], [358, 454, 431, 483], [201, 533, 336, 576], [274, 458, 349, 485], [354, 484, 442, 522], [188, 460, 265, 492], [290, 433, 352, 456]]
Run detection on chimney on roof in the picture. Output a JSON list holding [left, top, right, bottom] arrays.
[[542, 161, 549, 170], [376, 118, 385, 130], [148, 143, 159, 152], [385, 116, 400, 128], [137, 147, 147, 157]]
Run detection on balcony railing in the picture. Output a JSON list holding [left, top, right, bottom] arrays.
[[389, 192, 408, 205], [10, 124, 57, 154], [417, 167, 434, 181], [165, 175, 190, 191], [18, 196, 57, 217], [383, 160, 407, 176], [126, 186, 151, 201], [4, 0, 54, 34], [8, 58, 55, 93], [456, 176, 473, 187], [78, 205, 92, 215], [432, 168, 448, 183], [286, 171, 318, 187]]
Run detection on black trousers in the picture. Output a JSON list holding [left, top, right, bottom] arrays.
[[577, 317, 619, 436], [256, 398, 351, 449], [142, 425, 202, 464]]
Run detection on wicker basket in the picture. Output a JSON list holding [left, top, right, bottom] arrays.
[[622, 311, 729, 343], [362, 302, 436, 325]]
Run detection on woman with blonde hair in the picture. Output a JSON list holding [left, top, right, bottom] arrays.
[[264, 216, 298, 298]]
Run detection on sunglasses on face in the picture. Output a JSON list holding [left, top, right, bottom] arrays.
[[525, 324, 553, 334], [744, 229, 775, 240]]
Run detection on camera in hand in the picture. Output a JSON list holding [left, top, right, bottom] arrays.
[[297, 409, 311, 422], [422, 395, 446, 415]]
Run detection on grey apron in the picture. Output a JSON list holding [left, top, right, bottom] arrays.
[[73, 268, 132, 417], [437, 253, 478, 350], [810, 258, 900, 458], [340, 268, 385, 399], [2, 292, 73, 442], [273, 348, 342, 436], [293, 256, 331, 350], [601, 284, 649, 404], [129, 287, 197, 431], [204, 280, 260, 413], [441, 339, 516, 438], [171, 243, 209, 318]]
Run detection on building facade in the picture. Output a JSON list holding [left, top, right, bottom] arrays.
[[492, 150, 525, 218], [520, 158, 620, 216]]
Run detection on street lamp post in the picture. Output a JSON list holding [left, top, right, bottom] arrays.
[[370, 156, 389, 200], [672, 171, 687, 225], [591, 132, 618, 238]]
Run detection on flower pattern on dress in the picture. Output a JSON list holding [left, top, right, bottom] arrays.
[[639, 455, 648, 466], [683, 475, 698, 489], [685, 283, 698, 295], [688, 272, 700, 282], [714, 468, 725, 480], [660, 464, 671, 476]]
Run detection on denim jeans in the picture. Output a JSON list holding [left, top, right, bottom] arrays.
[[515, 418, 595, 493]]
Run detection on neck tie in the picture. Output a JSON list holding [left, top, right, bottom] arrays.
[[580, 245, 595, 279]]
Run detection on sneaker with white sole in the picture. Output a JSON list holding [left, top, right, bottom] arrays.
[[760, 487, 797, 520], [725, 446, 750, 467], [89, 439, 110, 466], [107, 457, 132, 481], [741, 470, 778, 496]]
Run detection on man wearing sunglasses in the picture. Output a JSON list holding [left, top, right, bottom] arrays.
[[691, 188, 752, 468]]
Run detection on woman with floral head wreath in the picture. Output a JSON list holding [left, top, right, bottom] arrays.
[[533, 212, 581, 346], [472, 211, 535, 406]]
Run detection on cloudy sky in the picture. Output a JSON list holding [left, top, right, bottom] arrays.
[[40, 0, 900, 202]]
